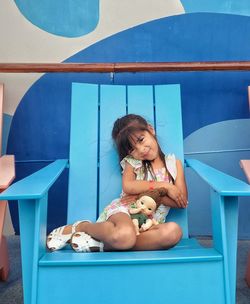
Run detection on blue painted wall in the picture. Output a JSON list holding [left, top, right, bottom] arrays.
[[14, 0, 99, 37]]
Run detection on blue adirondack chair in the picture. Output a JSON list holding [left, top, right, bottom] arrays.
[[1, 83, 250, 304]]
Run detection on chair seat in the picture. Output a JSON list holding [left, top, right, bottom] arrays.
[[39, 238, 222, 267]]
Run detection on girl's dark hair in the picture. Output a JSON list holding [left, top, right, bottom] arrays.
[[112, 114, 169, 181]]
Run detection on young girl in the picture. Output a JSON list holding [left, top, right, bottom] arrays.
[[47, 114, 188, 252]]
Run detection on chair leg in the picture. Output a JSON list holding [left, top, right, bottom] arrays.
[[246, 251, 250, 288], [0, 235, 9, 281]]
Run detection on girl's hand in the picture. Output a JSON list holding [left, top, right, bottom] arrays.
[[166, 184, 187, 208], [120, 194, 138, 205]]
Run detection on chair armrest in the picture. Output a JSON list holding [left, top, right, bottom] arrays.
[[185, 158, 250, 196], [0, 155, 15, 190], [0, 159, 68, 200]]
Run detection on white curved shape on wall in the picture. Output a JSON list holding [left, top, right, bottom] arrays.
[[184, 119, 250, 154], [0, 0, 184, 116], [184, 119, 250, 237]]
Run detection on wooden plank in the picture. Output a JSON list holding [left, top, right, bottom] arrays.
[[239, 157, 250, 289], [187, 159, 250, 196], [240, 160, 250, 184], [248, 86, 250, 111], [37, 258, 225, 304], [127, 85, 154, 124], [211, 193, 239, 303], [154, 85, 188, 236], [1, 61, 250, 73], [0, 201, 7, 236], [0, 83, 3, 156], [68, 83, 99, 222], [0, 159, 67, 200], [39, 247, 222, 266], [155, 84, 184, 162], [0, 155, 15, 190], [99, 85, 126, 214]]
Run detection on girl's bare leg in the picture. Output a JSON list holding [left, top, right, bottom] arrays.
[[61, 219, 182, 251], [75, 213, 137, 251], [132, 222, 182, 251]]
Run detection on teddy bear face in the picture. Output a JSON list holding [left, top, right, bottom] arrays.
[[136, 195, 157, 216]]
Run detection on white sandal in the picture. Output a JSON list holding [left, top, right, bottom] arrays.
[[46, 220, 90, 251], [70, 232, 104, 253]]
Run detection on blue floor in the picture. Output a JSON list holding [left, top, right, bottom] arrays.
[[0, 236, 250, 303]]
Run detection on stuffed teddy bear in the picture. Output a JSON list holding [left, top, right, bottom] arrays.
[[129, 187, 168, 235]]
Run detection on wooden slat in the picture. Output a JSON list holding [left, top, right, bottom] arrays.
[[0, 83, 3, 156], [248, 86, 250, 111], [0, 159, 66, 200], [99, 85, 126, 214], [116, 61, 250, 72], [187, 159, 250, 196], [127, 86, 154, 124], [155, 84, 184, 162], [154, 84, 188, 237], [39, 246, 222, 266], [1, 61, 250, 73], [0, 155, 15, 190], [68, 83, 99, 223], [240, 160, 250, 184], [0, 201, 7, 236]]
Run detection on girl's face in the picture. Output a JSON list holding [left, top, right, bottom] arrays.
[[129, 127, 159, 161]]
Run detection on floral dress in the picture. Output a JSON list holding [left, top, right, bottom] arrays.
[[97, 154, 177, 224]]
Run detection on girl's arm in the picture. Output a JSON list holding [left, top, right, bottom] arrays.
[[167, 159, 188, 208], [122, 162, 169, 194], [154, 160, 188, 208], [158, 195, 186, 209], [122, 160, 188, 208], [159, 159, 188, 208]]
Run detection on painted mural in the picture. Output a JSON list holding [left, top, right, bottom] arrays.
[[0, 1, 249, 237]]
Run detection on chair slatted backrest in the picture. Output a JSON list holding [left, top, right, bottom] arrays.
[[68, 83, 188, 237]]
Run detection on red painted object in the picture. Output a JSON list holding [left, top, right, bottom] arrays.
[[0, 84, 15, 281], [0, 200, 9, 281], [240, 159, 250, 287]]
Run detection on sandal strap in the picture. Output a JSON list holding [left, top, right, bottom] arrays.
[[47, 220, 93, 252], [49, 226, 66, 236], [71, 232, 103, 253], [72, 220, 92, 233]]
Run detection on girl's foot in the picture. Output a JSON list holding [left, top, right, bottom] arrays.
[[46, 220, 90, 251], [70, 232, 104, 252]]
